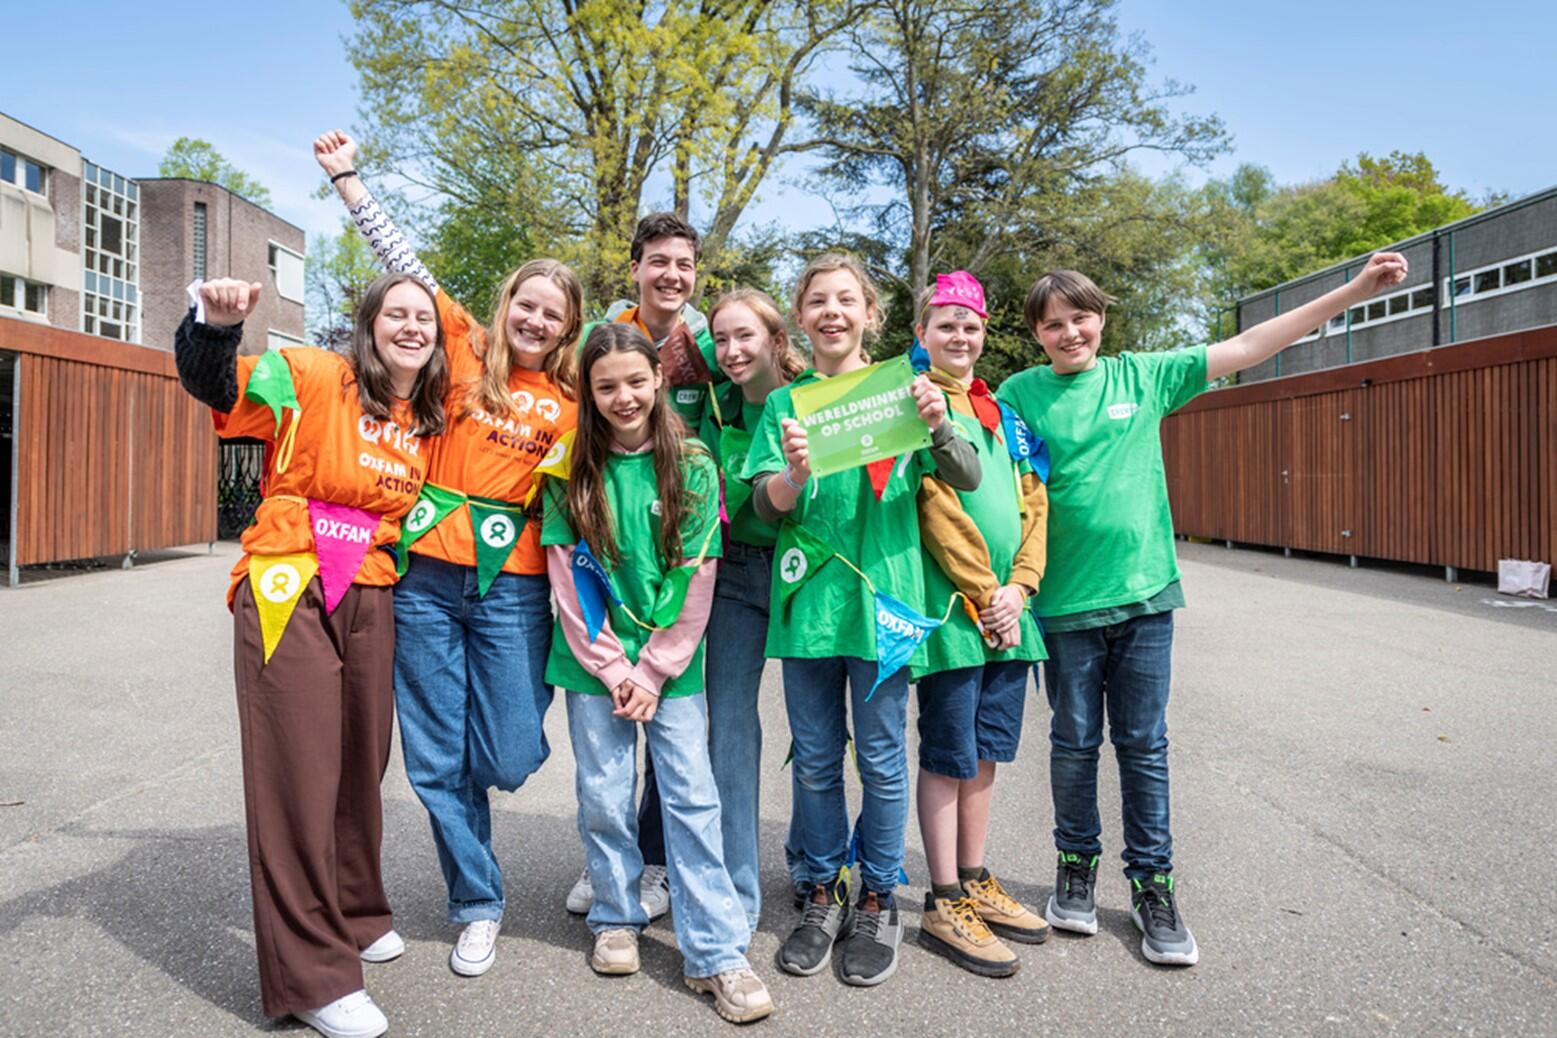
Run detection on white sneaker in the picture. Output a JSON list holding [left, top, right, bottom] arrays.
[[294, 990, 388, 1038], [641, 864, 670, 921], [565, 867, 593, 914], [359, 929, 404, 963], [450, 919, 500, 977]]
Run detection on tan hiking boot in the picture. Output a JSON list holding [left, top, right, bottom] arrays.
[[917, 893, 1019, 977], [965, 871, 1050, 944], [685, 967, 774, 1024], [590, 928, 640, 975]]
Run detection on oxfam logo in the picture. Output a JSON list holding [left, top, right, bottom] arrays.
[[480, 513, 517, 548], [406, 500, 436, 533], [260, 563, 303, 604], [540, 440, 567, 469], [780, 547, 807, 584], [860, 433, 875, 448]]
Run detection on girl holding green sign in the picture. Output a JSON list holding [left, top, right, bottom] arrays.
[[744, 253, 982, 988], [541, 323, 774, 1024]]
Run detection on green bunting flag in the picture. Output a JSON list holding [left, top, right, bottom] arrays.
[[774, 522, 836, 607], [245, 349, 301, 435], [393, 483, 467, 576], [650, 564, 697, 627], [467, 498, 526, 598]]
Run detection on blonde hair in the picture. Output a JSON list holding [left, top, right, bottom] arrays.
[[791, 252, 884, 363], [914, 284, 989, 331], [468, 259, 582, 416], [707, 288, 806, 381]]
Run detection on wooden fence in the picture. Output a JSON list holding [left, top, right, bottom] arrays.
[[4, 315, 216, 583], [1161, 324, 1557, 575]]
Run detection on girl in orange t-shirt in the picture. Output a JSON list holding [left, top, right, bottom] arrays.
[[175, 273, 447, 1038], [316, 130, 582, 979]]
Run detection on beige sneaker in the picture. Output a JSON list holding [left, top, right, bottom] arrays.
[[685, 967, 774, 1024], [590, 927, 640, 975], [964, 870, 1050, 944], [918, 893, 1019, 977]]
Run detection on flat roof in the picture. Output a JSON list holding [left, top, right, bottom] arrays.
[[133, 177, 305, 235]]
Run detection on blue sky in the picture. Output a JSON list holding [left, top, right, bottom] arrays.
[[2, 0, 1551, 246]]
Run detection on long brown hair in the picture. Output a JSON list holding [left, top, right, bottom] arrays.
[[708, 287, 806, 381], [349, 273, 448, 435], [468, 259, 582, 416], [790, 252, 883, 365], [567, 323, 710, 567]]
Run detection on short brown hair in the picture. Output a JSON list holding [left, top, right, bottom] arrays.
[[1023, 270, 1116, 333], [630, 212, 701, 263]]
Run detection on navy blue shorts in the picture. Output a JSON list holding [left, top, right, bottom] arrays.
[[915, 660, 1031, 779]]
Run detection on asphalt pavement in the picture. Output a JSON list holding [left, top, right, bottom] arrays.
[[1, 541, 1553, 1036]]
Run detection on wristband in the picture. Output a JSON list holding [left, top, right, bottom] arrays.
[[781, 466, 806, 491], [329, 170, 359, 184]]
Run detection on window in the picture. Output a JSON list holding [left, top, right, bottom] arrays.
[[192, 203, 207, 280], [267, 329, 307, 352], [0, 148, 47, 194], [1367, 301, 1386, 321], [0, 274, 47, 316], [1504, 259, 1532, 286], [1441, 246, 1557, 308], [1538, 252, 1557, 279], [1411, 287, 1434, 310], [1475, 269, 1500, 294], [81, 160, 139, 341], [268, 241, 305, 304], [1349, 306, 1365, 325], [1329, 314, 1347, 332], [1453, 277, 1471, 298], [1389, 295, 1410, 316]]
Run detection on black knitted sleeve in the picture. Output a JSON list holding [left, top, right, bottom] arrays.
[[174, 309, 243, 412]]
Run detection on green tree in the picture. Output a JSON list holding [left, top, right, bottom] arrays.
[[797, 0, 1227, 295], [421, 197, 536, 326], [305, 219, 382, 350], [346, 0, 867, 304], [158, 137, 274, 208]]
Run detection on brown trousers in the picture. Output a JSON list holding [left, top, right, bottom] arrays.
[[233, 577, 395, 1018]]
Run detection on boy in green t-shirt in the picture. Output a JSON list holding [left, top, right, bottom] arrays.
[[998, 251, 1407, 967]]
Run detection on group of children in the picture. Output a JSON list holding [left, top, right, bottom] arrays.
[[172, 127, 1409, 1038]]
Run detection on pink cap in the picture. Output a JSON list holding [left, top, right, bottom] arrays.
[[928, 270, 987, 319]]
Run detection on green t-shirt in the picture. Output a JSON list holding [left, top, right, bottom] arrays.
[[742, 370, 933, 662], [540, 445, 723, 697], [1040, 580, 1185, 634], [997, 347, 1207, 618], [712, 388, 779, 548], [917, 406, 1047, 677]]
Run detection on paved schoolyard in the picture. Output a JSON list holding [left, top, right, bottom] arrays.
[[0, 542, 1552, 1036]]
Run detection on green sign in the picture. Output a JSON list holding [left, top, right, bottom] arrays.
[[789, 355, 931, 478]]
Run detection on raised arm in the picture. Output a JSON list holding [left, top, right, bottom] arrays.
[[174, 278, 260, 411], [1205, 252, 1408, 381], [314, 130, 439, 292]]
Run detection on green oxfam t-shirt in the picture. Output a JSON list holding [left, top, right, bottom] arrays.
[[917, 406, 1047, 677], [541, 445, 723, 697], [742, 370, 933, 662], [997, 347, 1207, 618], [714, 390, 779, 549]]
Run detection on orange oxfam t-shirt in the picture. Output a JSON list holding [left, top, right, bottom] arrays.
[[219, 347, 428, 604], [410, 291, 577, 575]]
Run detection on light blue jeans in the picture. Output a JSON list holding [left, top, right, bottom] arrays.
[[703, 542, 771, 933], [394, 556, 554, 923], [566, 691, 750, 978], [782, 656, 911, 895]]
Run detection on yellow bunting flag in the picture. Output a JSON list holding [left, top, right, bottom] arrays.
[[248, 552, 319, 663], [533, 429, 575, 481]]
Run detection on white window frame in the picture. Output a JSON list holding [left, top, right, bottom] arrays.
[[80, 160, 141, 342], [1332, 281, 1434, 336], [1442, 246, 1557, 308], [268, 240, 305, 304], [0, 148, 48, 195], [0, 273, 48, 317], [267, 329, 307, 352]]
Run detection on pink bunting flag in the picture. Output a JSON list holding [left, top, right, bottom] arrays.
[[308, 499, 381, 614]]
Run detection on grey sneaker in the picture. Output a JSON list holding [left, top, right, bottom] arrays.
[[778, 880, 851, 976], [565, 867, 593, 914], [1045, 851, 1100, 935], [839, 890, 903, 987], [1130, 874, 1199, 966], [640, 863, 671, 921]]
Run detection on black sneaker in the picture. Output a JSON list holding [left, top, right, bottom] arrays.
[[1130, 874, 1199, 966], [839, 890, 903, 986], [778, 880, 851, 976], [1045, 851, 1099, 934], [791, 878, 812, 911]]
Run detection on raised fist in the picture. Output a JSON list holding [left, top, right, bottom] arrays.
[[313, 130, 358, 178], [200, 278, 263, 328]]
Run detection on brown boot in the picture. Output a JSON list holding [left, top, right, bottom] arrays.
[[964, 870, 1050, 944], [917, 893, 1019, 977]]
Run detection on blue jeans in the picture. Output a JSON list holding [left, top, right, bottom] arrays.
[[783, 656, 910, 895], [566, 691, 750, 978], [394, 556, 554, 923], [1041, 610, 1174, 881], [916, 660, 1030, 779]]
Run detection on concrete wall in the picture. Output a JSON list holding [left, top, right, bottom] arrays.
[[0, 114, 82, 331], [137, 180, 305, 355]]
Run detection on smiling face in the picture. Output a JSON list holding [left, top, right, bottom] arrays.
[[712, 300, 783, 390], [371, 280, 439, 391], [918, 304, 986, 383], [630, 235, 697, 325], [503, 274, 571, 371], [797, 268, 874, 375], [589, 347, 663, 449], [1034, 296, 1105, 374]]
